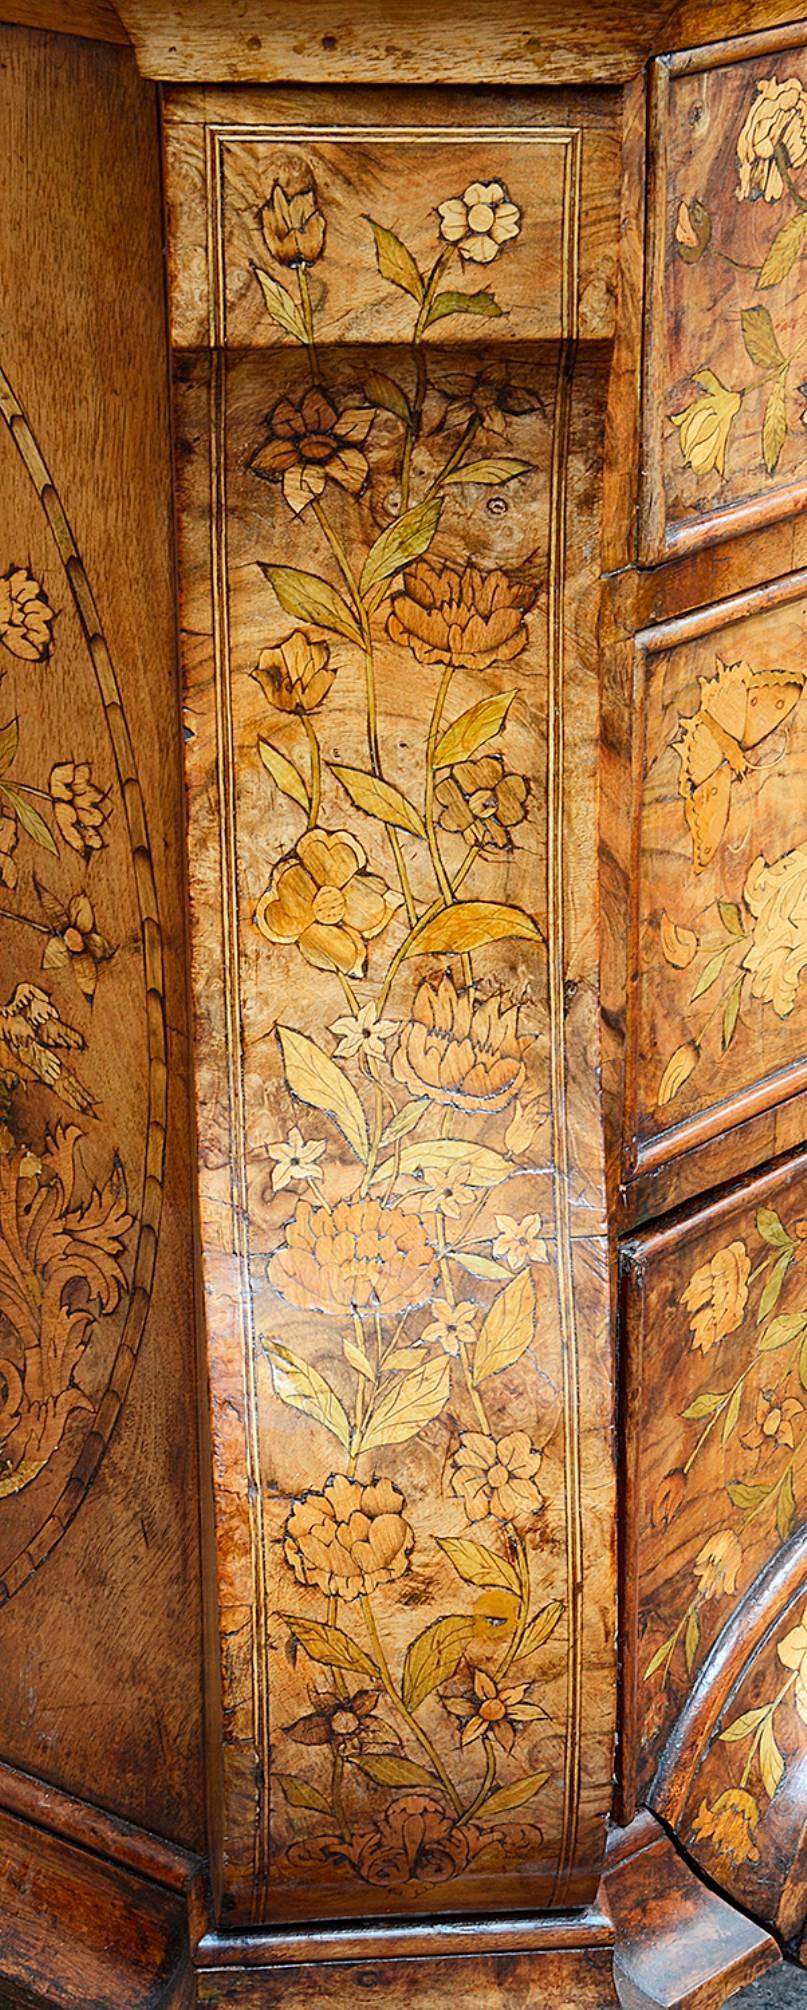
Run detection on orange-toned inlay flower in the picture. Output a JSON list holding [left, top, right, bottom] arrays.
[[777, 1602, 807, 1723], [393, 971, 526, 1113], [435, 755, 529, 852], [742, 1387, 803, 1453], [0, 568, 54, 663], [249, 389, 373, 515], [260, 178, 326, 268], [449, 1429, 543, 1522], [284, 1473, 414, 1600], [254, 630, 335, 714], [255, 829, 399, 975], [443, 1667, 543, 1753], [691, 1789, 760, 1866], [268, 1195, 438, 1315], [693, 1528, 742, 1601], [49, 762, 110, 857], [387, 560, 536, 672]]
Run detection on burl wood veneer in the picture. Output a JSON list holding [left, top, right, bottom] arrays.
[[0, 4, 806, 2008]]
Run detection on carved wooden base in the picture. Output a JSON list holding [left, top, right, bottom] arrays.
[[602, 1812, 782, 2010]]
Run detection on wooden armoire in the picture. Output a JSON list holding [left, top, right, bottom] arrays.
[[1, 0, 806, 2002]]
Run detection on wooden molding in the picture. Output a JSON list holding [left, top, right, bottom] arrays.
[[602, 1811, 781, 2009]]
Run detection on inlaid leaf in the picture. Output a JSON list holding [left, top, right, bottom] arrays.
[[721, 1380, 743, 1445], [452, 1249, 512, 1282], [434, 690, 518, 768], [799, 1333, 807, 1391], [356, 1754, 438, 1788], [383, 1345, 426, 1373], [682, 1389, 728, 1420], [360, 1353, 450, 1452], [0, 718, 19, 776], [343, 1331, 374, 1380], [477, 1770, 549, 1817], [472, 1270, 536, 1385], [762, 374, 787, 476], [741, 304, 785, 371], [378, 1101, 429, 1151], [777, 1464, 797, 1543], [440, 458, 533, 487], [263, 1338, 350, 1451], [276, 1773, 331, 1812], [722, 973, 745, 1052], [437, 1536, 520, 1597], [760, 1715, 785, 1800], [690, 945, 731, 1001], [727, 1481, 770, 1509], [757, 1208, 794, 1249], [513, 1601, 563, 1660], [757, 1250, 793, 1324], [277, 1024, 369, 1163], [360, 497, 442, 598], [644, 1635, 674, 1680], [685, 1607, 700, 1673], [0, 784, 56, 852], [329, 764, 426, 837], [657, 1041, 698, 1107], [253, 265, 309, 344], [758, 210, 807, 288], [373, 1136, 512, 1192], [401, 1614, 475, 1713], [718, 900, 747, 939], [257, 737, 309, 812], [660, 912, 698, 968], [426, 289, 503, 324], [758, 1310, 807, 1353], [406, 901, 543, 957], [279, 1613, 378, 1678], [259, 562, 363, 645], [364, 371, 412, 423], [366, 218, 424, 302], [719, 1706, 770, 1743]]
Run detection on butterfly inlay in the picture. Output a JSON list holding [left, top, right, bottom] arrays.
[[675, 658, 805, 871]]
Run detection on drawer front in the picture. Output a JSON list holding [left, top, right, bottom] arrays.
[[620, 1150, 807, 1806]]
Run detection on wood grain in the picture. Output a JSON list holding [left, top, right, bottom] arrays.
[[603, 1811, 780, 2009], [0, 23, 203, 1847]]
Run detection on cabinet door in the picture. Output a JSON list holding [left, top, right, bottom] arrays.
[[165, 88, 620, 1926]]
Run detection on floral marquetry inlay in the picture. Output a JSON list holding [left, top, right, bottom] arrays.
[[644, 38, 807, 555], [166, 92, 618, 1928]]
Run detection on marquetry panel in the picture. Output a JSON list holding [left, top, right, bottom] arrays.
[[642, 30, 807, 562], [621, 1152, 807, 1803], [165, 88, 618, 1927], [624, 574, 807, 1190]]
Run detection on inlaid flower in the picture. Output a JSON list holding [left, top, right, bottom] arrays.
[[0, 815, 18, 890], [492, 1213, 548, 1269], [443, 1667, 543, 1753], [329, 1000, 399, 1062], [49, 761, 110, 857], [742, 844, 807, 1018], [691, 1789, 760, 1866], [681, 1239, 750, 1353], [260, 177, 326, 267], [267, 1125, 326, 1192], [268, 1195, 438, 1315], [449, 1428, 543, 1522], [777, 1602, 807, 1722], [671, 371, 742, 480], [651, 1469, 686, 1528], [438, 364, 544, 437], [387, 560, 536, 672], [674, 197, 711, 263], [736, 77, 807, 202], [0, 568, 54, 663], [392, 971, 526, 1113], [742, 1388, 803, 1453], [285, 1686, 396, 1756], [420, 1297, 477, 1355], [435, 755, 529, 852], [284, 1473, 414, 1599], [255, 828, 400, 975], [39, 887, 113, 1003], [693, 1529, 742, 1601], [254, 631, 335, 714], [437, 181, 521, 264], [249, 389, 373, 514]]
